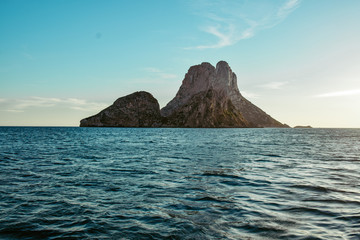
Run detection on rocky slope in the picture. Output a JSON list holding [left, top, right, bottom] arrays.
[[80, 91, 162, 127], [80, 61, 288, 128], [162, 89, 251, 128]]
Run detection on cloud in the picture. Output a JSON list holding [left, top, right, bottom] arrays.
[[277, 0, 301, 18], [15, 97, 62, 109], [192, 25, 235, 49], [187, 0, 301, 49], [2, 97, 107, 113], [5, 109, 24, 113], [242, 91, 260, 99], [144, 67, 177, 79], [314, 89, 360, 98], [145, 67, 162, 73], [260, 81, 289, 89]]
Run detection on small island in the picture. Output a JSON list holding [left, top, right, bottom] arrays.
[[294, 125, 313, 128]]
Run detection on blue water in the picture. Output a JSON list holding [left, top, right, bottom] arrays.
[[0, 127, 359, 239]]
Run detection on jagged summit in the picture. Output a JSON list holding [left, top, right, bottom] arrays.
[[161, 61, 241, 117], [80, 61, 288, 128]]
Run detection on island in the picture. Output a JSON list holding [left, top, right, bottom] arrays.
[[294, 125, 312, 128], [80, 61, 289, 128]]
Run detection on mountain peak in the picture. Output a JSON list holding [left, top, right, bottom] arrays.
[[214, 60, 238, 93], [216, 60, 230, 70], [161, 61, 240, 117]]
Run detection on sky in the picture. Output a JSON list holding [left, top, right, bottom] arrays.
[[1, 0, 359, 127]]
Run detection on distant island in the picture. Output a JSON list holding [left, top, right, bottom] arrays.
[[80, 61, 289, 128], [294, 125, 312, 128]]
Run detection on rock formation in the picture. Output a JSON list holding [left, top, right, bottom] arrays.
[[80, 91, 162, 127], [161, 61, 286, 128], [162, 89, 251, 128], [80, 61, 288, 128]]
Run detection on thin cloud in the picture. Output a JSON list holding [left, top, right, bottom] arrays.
[[192, 25, 235, 49], [144, 67, 177, 79], [14, 97, 60, 109], [242, 91, 260, 99], [315, 89, 360, 98], [5, 109, 24, 113], [277, 0, 301, 18], [2, 97, 107, 113], [260, 81, 289, 89], [187, 0, 301, 50], [144, 67, 162, 73]]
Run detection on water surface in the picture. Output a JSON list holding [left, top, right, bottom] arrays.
[[0, 127, 359, 239]]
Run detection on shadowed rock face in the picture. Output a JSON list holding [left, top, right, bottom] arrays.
[[163, 89, 251, 128], [80, 61, 288, 128], [80, 91, 162, 127]]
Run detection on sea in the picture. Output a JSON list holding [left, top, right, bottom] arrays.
[[0, 127, 359, 240]]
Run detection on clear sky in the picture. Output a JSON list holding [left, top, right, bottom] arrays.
[[1, 0, 359, 127]]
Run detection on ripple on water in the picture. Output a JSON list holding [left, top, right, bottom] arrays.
[[0, 127, 359, 239]]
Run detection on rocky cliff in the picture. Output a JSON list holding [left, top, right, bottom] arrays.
[[80, 61, 288, 128]]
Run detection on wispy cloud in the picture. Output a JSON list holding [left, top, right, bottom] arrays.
[[187, 0, 301, 49], [1, 97, 107, 113], [5, 109, 24, 113], [260, 81, 289, 89], [314, 89, 360, 98], [14, 97, 61, 109], [144, 67, 177, 79], [277, 0, 301, 18], [242, 91, 260, 99]]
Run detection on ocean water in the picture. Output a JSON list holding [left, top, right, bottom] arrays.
[[0, 127, 359, 240]]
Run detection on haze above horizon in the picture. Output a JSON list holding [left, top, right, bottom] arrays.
[[1, 0, 359, 127]]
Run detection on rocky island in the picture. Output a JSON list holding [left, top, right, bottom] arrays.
[[80, 61, 288, 128], [294, 125, 312, 128]]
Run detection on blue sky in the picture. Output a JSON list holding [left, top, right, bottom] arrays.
[[1, 0, 359, 127]]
